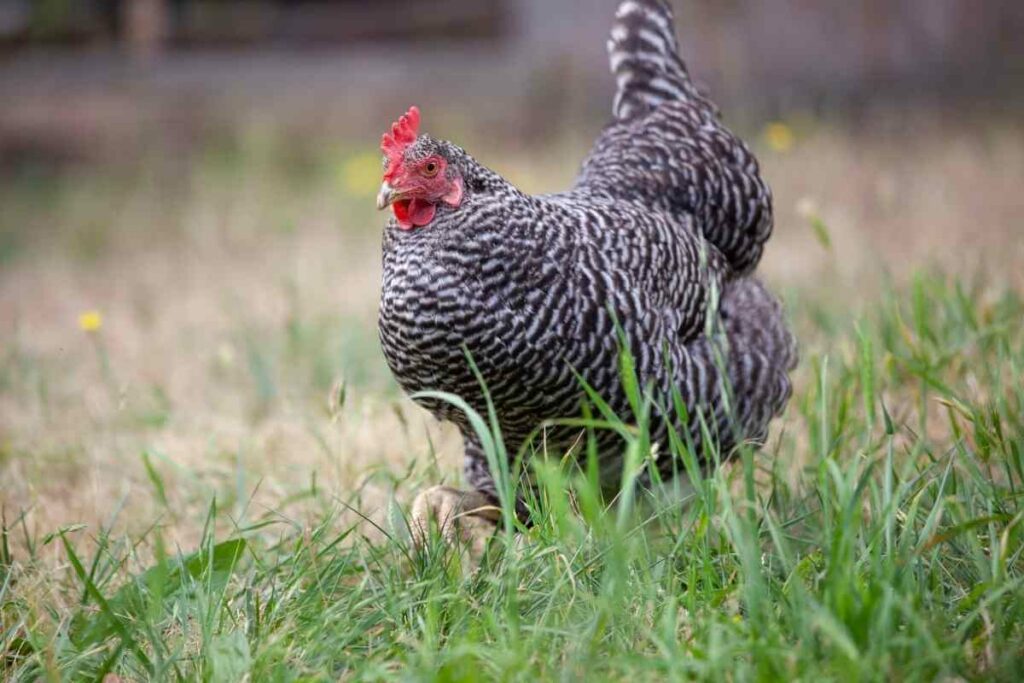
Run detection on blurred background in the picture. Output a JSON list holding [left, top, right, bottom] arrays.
[[3, 0, 1024, 168], [1, 0, 1023, 542]]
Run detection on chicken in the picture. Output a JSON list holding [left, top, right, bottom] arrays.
[[376, 0, 797, 546]]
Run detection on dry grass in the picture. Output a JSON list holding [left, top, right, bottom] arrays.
[[1, 110, 1022, 564]]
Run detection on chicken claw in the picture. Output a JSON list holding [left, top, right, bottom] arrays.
[[409, 485, 501, 557]]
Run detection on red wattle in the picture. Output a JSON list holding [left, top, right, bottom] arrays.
[[392, 199, 436, 229]]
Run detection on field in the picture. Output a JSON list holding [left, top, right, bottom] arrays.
[[1, 109, 1023, 680]]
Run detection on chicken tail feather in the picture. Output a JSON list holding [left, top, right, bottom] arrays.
[[608, 0, 717, 121]]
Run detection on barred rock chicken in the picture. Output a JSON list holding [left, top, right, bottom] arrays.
[[377, 0, 796, 545]]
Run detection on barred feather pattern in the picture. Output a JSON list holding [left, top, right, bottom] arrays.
[[584, 0, 773, 275], [607, 0, 717, 121], [378, 0, 796, 506]]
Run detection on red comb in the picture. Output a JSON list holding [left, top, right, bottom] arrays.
[[381, 106, 420, 181]]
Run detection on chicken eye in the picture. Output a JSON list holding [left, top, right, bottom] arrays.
[[422, 161, 439, 177]]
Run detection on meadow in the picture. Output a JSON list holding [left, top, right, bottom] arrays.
[[1, 109, 1023, 680]]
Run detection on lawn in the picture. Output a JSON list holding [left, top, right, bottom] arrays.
[[1, 114, 1023, 681]]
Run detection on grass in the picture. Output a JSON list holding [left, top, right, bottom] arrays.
[[2, 116, 1023, 680], [3, 271, 1023, 681]]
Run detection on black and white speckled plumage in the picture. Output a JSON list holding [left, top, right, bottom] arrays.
[[379, 0, 796, 503]]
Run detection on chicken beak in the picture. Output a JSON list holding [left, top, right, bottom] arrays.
[[376, 182, 394, 210]]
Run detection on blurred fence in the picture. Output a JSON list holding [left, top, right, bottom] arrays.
[[1, 0, 1022, 169], [3, 1, 1021, 98]]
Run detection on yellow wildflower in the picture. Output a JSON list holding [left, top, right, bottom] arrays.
[[763, 121, 795, 153], [78, 310, 103, 333]]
